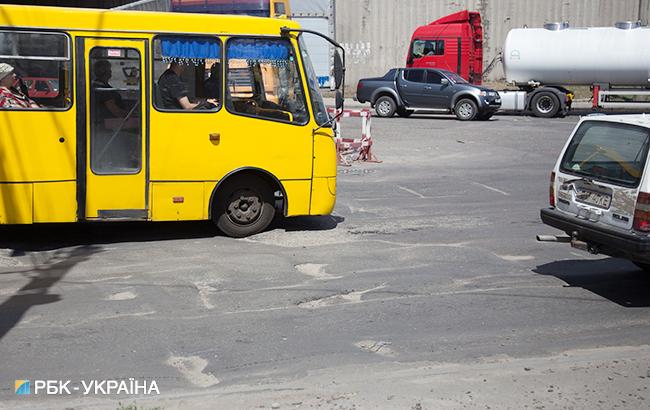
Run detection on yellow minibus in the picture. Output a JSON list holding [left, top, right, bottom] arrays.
[[0, 5, 344, 237]]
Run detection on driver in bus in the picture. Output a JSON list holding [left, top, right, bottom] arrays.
[[158, 61, 217, 110]]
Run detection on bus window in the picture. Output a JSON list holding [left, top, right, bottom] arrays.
[[225, 38, 307, 124], [152, 36, 221, 112], [89, 47, 142, 174], [0, 30, 71, 109]]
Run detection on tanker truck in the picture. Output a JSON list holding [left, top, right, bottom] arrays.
[[407, 12, 650, 118]]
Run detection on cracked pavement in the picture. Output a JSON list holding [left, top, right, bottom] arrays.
[[1, 112, 649, 409]]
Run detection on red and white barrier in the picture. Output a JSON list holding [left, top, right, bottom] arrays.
[[327, 108, 381, 166]]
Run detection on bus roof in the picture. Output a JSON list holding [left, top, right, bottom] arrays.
[[0, 4, 299, 36]]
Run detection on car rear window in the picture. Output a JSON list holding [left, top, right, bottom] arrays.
[[560, 120, 650, 187]]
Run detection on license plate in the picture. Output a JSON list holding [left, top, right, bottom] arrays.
[[576, 189, 611, 209]]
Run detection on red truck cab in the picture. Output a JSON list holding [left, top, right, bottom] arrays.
[[406, 10, 483, 85]]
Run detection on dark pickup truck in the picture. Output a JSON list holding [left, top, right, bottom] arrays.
[[356, 68, 501, 120]]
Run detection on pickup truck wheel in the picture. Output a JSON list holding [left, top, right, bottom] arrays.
[[531, 91, 560, 118], [375, 96, 396, 117], [454, 98, 478, 121], [397, 108, 414, 118]]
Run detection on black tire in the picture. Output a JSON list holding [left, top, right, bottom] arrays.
[[477, 112, 494, 121], [454, 98, 478, 121], [531, 91, 560, 118], [397, 108, 414, 118], [633, 261, 650, 272], [213, 175, 275, 238], [375, 96, 397, 117]]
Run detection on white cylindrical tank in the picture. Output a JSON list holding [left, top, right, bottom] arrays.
[[503, 24, 650, 86]]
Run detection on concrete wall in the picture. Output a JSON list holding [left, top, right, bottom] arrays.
[[335, 0, 650, 87]]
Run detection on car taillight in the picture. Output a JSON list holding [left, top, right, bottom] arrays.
[[549, 171, 556, 207], [633, 192, 650, 232], [357, 82, 363, 90]]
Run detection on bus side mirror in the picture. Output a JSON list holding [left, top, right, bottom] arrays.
[[335, 90, 344, 110], [333, 50, 344, 90]]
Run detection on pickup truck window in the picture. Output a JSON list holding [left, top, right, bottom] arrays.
[[404, 69, 425, 83], [426, 70, 443, 84], [446, 72, 468, 84]]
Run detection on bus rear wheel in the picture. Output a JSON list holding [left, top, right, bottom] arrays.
[[213, 175, 275, 238]]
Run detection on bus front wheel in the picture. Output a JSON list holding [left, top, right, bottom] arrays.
[[213, 175, 275, 238]]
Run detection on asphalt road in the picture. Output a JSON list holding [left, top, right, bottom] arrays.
[[1, 111, 649, 409]]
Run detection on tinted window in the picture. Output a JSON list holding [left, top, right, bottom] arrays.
[[426, 70, 443, 84], [152, 36, 222, 112], [226, 38, 308, 124], [560, 121, 650, 187], [0, 31, 71, 110], [404, 69, 425, 83]]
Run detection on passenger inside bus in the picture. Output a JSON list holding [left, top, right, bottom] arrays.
[[158, 61, 217, 110], [92, 59, 128, 122], [203, 62, 221, 100], [0, 62, 40, 109]]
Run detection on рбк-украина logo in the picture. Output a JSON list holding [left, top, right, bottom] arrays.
[[15, 380, 30, 395]]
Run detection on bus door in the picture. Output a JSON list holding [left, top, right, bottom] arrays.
[[78, 38, 148, 220]]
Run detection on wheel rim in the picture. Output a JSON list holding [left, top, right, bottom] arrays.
[[226, 188, 263, 226], [458, 102, 473, 118], [536, 96, 555, 114], [377, 100, 392, 116]]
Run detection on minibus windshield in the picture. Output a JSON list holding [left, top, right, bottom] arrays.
[[560, 120, 650, 187], [298, 36, 329, 126]]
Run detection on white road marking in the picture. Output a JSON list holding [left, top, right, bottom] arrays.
[[76, 275, 133, 283], [397, 185, 427, 199], [473, 182, 511, 196], [494, 254, 535, 262], [106, 291, 137, 301]]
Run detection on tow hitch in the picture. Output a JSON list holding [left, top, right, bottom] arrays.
[[536, 233, 600, 254], [536, 234, 571, 243]]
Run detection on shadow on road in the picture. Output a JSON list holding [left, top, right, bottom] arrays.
[[0, 221, 219, 252], [274, 215, 345, 232], [0, 245, 102, 340], [0, 216, 344, 253], [534, 258, 650, 307]]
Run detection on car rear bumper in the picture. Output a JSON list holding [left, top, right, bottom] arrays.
[[540, 207, 650, 253]]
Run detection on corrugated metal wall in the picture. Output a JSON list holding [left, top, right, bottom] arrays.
[[113, 0, 171, 11], [335, 0, 649, 86]]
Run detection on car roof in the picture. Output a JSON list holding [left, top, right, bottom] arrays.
[[581, 114, 650, 128]]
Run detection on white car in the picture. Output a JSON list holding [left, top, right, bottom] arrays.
[[540, 114, 650, 270]]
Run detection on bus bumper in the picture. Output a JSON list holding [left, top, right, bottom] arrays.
[[310, 176, 336, 215]]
